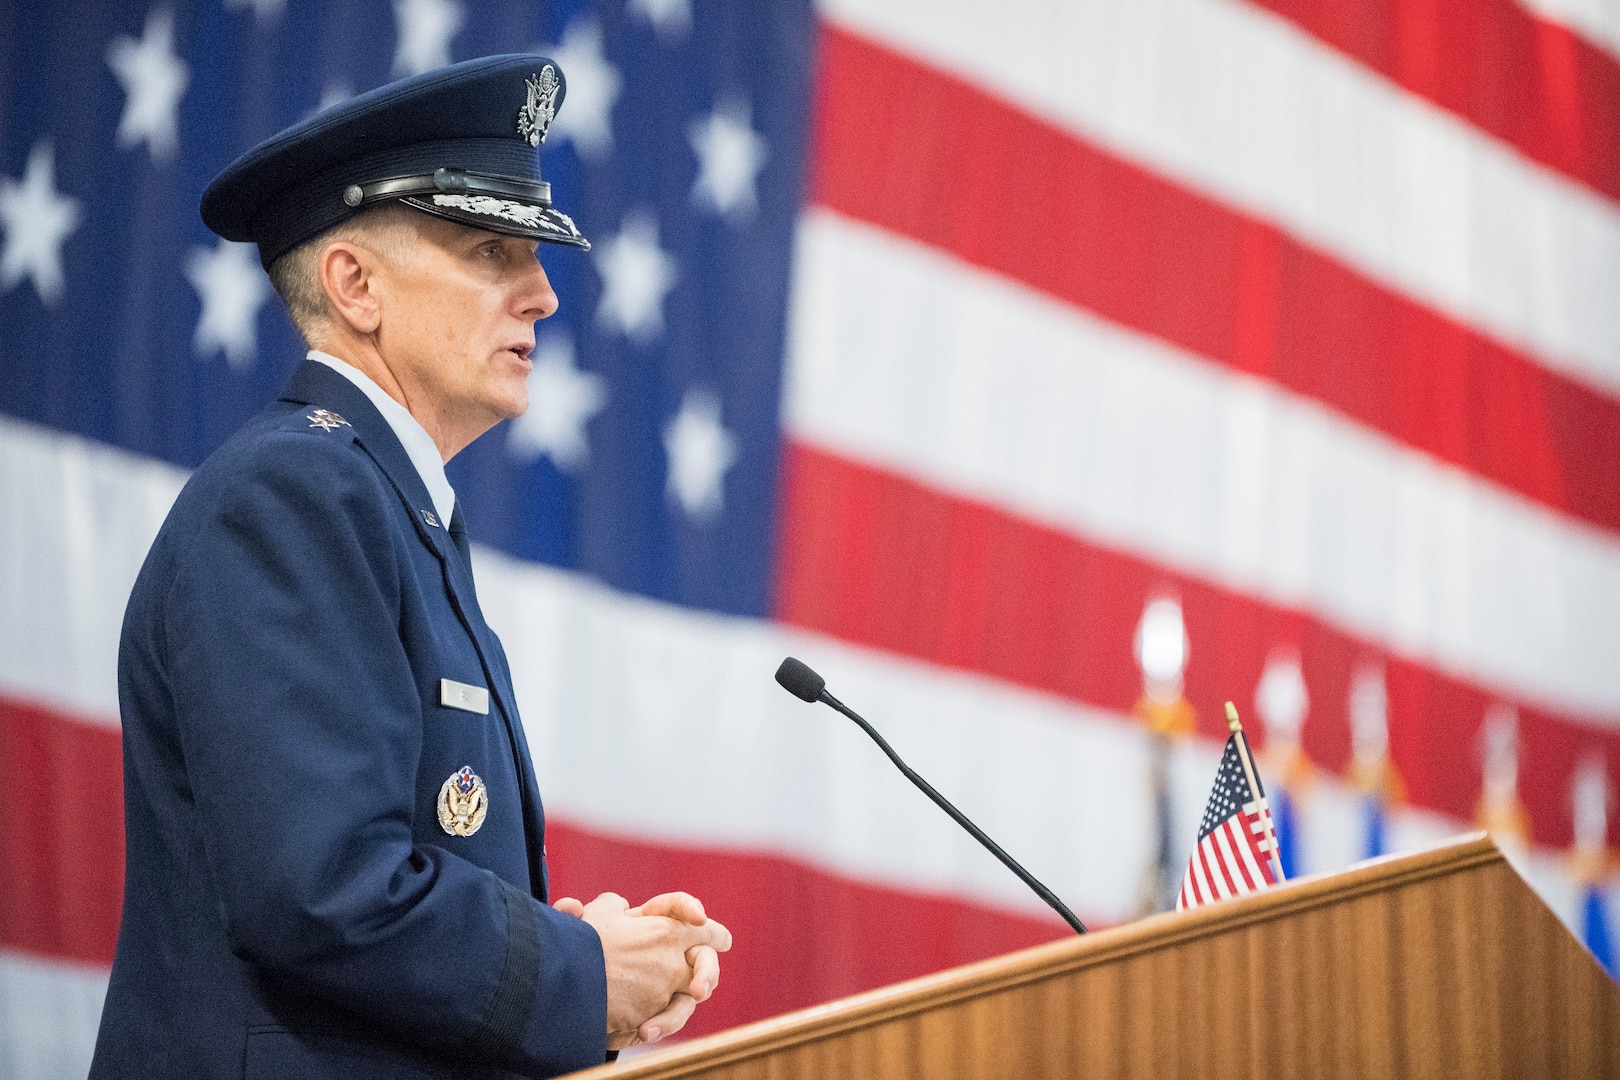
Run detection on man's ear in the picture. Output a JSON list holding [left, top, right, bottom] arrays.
[[318, 241, 384, 335]]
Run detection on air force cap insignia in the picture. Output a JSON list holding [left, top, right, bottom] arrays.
[[438, 766, 488, 837], [518, 65, 560, 146]]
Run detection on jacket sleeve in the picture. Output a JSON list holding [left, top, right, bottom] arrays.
[[162, 431, 607, 1076]]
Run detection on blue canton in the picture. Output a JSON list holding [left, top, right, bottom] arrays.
[[0, 0, 814, 619], [1197, 737, 1265, 841]]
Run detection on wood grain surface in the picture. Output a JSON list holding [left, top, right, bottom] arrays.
[[567, 834, 1620, 1080]]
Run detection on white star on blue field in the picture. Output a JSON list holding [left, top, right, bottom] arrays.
[[509, 332, 607, 473], [540, 16, 621, 162], [688, 97, 768, 222], [393, 0, 465, 77], [186, 240, 271, 370], [0, 140, 80, 305], [663, 389, 736, 522], [106, 8, 190, 164]]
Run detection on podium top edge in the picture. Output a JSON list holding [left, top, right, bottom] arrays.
[[571, 832, 1503, 1080]]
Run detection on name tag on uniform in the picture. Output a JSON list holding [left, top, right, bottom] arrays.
[[440, 678, 489, 715]]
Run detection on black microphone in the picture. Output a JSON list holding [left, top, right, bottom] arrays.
[[774, 657, 1087, 934]]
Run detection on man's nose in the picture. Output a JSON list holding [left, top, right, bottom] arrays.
[[522, 260, 560, 321]]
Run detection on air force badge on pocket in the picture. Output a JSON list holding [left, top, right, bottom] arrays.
[[437, 767, 488, 836]]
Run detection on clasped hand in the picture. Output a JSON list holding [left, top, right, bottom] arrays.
[[553, 891, 732, 1050]]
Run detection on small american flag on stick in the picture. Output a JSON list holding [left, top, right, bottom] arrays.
[[1177, 702, 1284, 911]]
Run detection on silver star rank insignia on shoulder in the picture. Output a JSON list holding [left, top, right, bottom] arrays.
[[306, 408, 350, 431], [517, 65, 560, 147], [438, 766, 488, 837]]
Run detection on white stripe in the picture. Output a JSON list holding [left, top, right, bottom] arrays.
[[1187, 852, 1209, 907], [0, 416, 183, 726], [0, 950, 106, 1080], [1188, 851, 1213, 907], [0, 414, 1176, 923], [0, 414, 1235, 923], [1201, 835, 1235, 899], [1253, 822, 1274, 854], [1209, 830, 1243, 896], [0, 417, 1607, 939], [1212, 823, 1254, 894], [475, 544, 1210, 924], [1249, 811, 1272, 842], [783, 212, 1620, 722], [1518, 0, 1620, 64], [1193, 836, 1224, 901], [1223, 824, 1258, 891], [817, 0, 1620, 397], [1227, 817, 1270, 890]]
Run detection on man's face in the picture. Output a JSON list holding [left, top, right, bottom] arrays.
[[371, 213, 558, 443]]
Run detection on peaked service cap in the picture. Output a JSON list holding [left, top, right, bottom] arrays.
[[200, 53, 589, 269]]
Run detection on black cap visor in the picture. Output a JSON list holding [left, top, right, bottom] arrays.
[[399, 192, 588, 249], [341, 168, 588, 250]]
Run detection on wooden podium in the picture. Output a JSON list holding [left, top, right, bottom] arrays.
[[573, 834, 1619, 1079]]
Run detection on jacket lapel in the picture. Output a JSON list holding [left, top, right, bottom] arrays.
[[282, 361, 454, 558], [281, 361, 547, 889], [448, 507, 551, 895]]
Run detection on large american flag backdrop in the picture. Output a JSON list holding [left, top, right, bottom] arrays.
[[5, 0, 1620, 1074]]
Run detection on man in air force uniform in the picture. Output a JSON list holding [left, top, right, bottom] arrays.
[[90, 55, 730, 1080]]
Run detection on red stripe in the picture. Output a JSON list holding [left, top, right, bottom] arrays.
[[1255, 835, 1278, 886], [0, 698, 123, 966], [1190, 845, 1212, 904], [1185, 858, 1206, 907], [1243, 811, 1279, 885], [1200, 837, 1236, 899], [1246, 0, 1620, 206], [1221, 821, 1259, 892], [1235, 816, 1272, 888], [772, 441, 1620, 851], [544, 820, 1070, 1039], [810, 25, 1620, 538], [1211, 830, 1244, 895], [1214, 826, 1249, 893], [1, 694, 1073, 1023]]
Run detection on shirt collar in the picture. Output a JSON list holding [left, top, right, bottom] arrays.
[[306, 350, 456, 528]]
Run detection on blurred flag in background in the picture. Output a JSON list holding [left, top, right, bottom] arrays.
[[4, 0, 1620, 1076]]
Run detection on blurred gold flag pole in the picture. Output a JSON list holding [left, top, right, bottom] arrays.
[[1227, 701, 1286, 882]]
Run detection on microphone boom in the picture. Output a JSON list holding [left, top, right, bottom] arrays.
[[774, 657, 1087, 934]]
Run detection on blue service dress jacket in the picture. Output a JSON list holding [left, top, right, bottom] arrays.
[[89, 360, 608, 1080]]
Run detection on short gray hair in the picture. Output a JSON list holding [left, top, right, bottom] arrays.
[[266, 204, 418, 336]]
